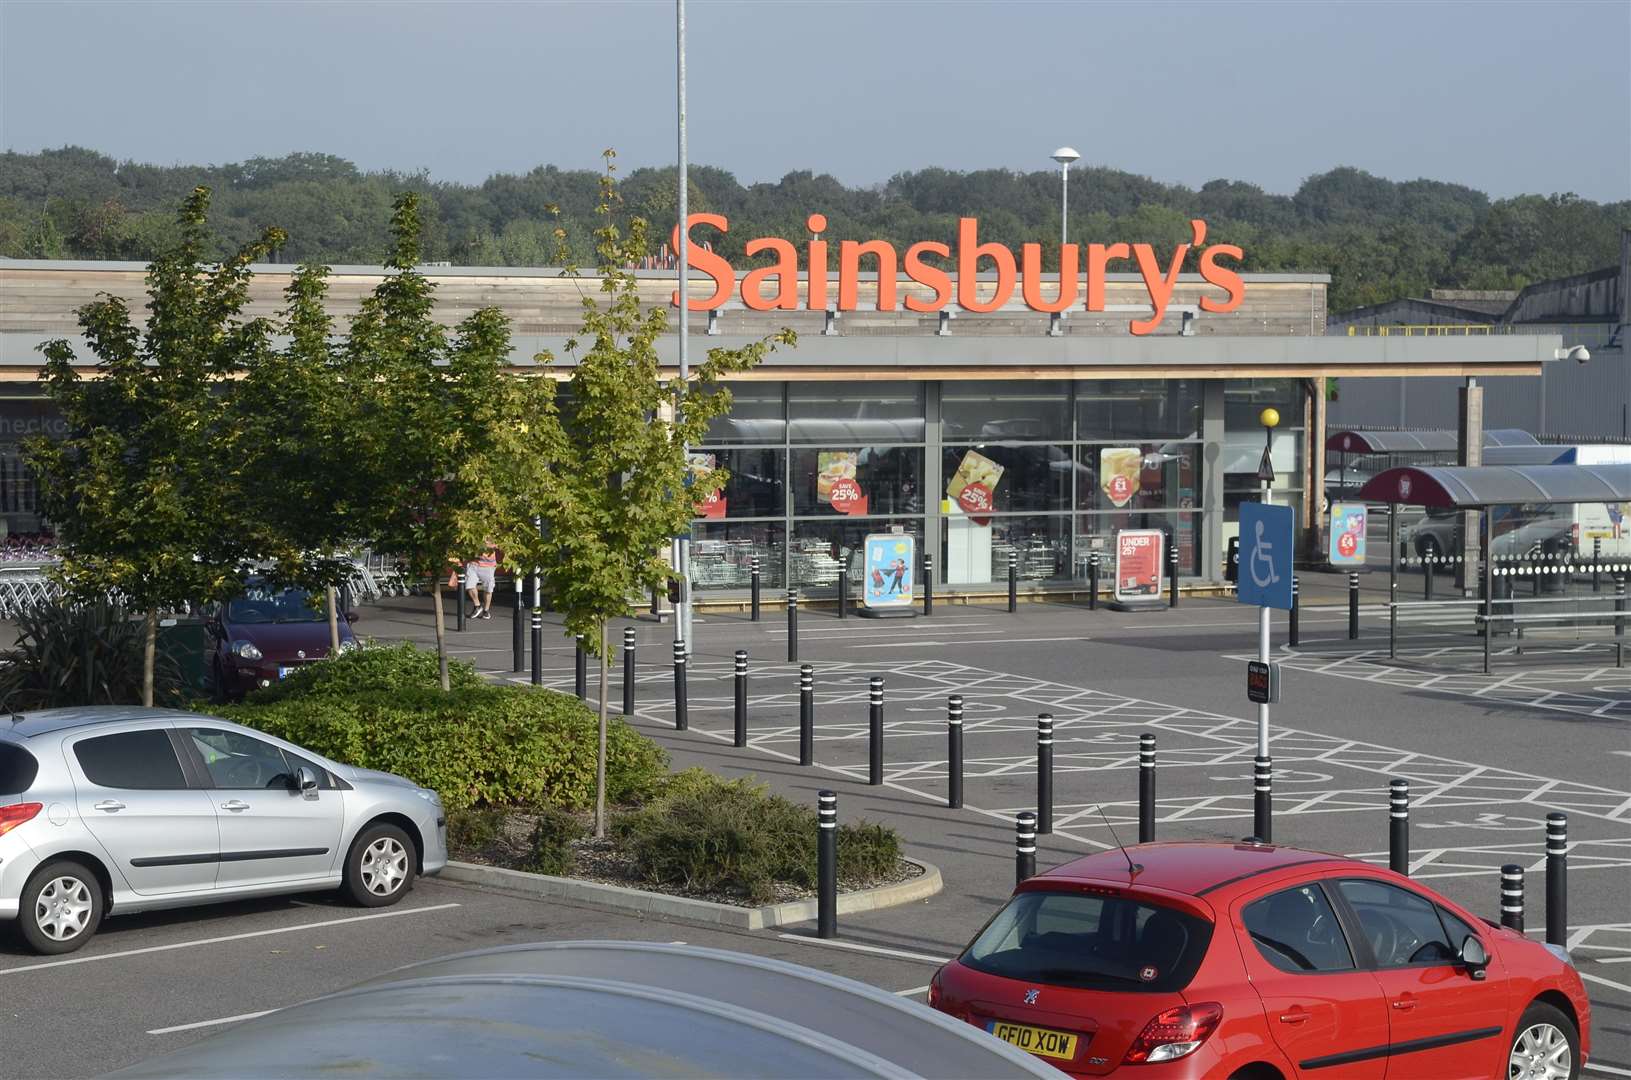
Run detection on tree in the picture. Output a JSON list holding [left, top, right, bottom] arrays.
[[342, 193, 522, 690], [28, 187, 283, 704], [519, 157, 794, 836]]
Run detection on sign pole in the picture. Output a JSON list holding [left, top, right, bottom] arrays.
[[675, 0, 694, 657]]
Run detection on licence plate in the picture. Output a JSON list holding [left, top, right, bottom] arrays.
[[986, 1020, 1079, 1061], [277, 666, 293, 679]]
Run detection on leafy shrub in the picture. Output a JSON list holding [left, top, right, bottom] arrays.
[[522, 805, 585, 876], [447, 805, 505, 853], [614, 769, 901, 904], [214, 661, 667, 812], [247, 640, 483, 703], [0, 598, 184, 709]]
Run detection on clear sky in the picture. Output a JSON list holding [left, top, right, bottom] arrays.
[[3, 0, 1627, 201]]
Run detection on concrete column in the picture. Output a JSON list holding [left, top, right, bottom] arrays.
[[1201, 380, 1226, 582], [1458, 377, 1483, 595], [1305, 377, 1327, 564], [924, 379, 943, 581]]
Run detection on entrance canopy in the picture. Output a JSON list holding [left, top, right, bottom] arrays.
[[1358, 464, 1631, 508], [1326, 428, 1539, 454]]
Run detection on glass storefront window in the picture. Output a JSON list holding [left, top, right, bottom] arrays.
[[944, 444, 1074, 513], [943, 513, 1070, 585], [791, 447, 924, 517], [691, 448, 785, 519], [790, 518, 924, 591], [941, 380, 1069, 441], [1224, 379, 1304, 521], [1075, 443, 1201, 514], [1076, 379, 1202, 442], [703, 381, 785, 444], [1076, 511, 1204, 578], [690, 521, 786, 592], [788, 382, 925, 443]]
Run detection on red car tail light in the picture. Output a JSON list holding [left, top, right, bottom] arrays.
[[927, 972, 943, 1010], [0, 802, 43, 839], [1122, 1001, 1223, 1064]]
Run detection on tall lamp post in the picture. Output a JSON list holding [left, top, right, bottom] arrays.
[[675, 0, 693, 654], [1049, 147, 1079, 336], [1255, 406, 1279, 760]]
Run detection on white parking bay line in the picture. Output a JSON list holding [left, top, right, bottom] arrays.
[[776, 933, 950, 965], [895, 985, 931, 997], [0, 902, 461, 976], [148, 1009, 278, 1035], [1586, 1063, 1631, 1078]]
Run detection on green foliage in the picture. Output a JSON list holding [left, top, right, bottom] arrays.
[[245, 640, 483, 703], [522, 805, 586, 876], [6, 147, 1626, 313], [213, 653, 668, 812], [613, 769, 900, 904], [447, 805, 505, 852], [0, 598, 184, 709]]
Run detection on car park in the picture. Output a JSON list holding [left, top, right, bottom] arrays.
[[0, 706, 446, 955], [204, 579, 359, 700], [929, 841, 1590, 1079]]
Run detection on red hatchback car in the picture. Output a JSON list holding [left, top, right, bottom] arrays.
[[930, 842, 1590, 1080]]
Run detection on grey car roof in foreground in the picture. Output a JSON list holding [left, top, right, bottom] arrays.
[[109, 941, 1059, 1079], [2, 706, 192, 739]]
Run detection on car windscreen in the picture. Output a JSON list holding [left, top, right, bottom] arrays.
[[227, 583, 325, 624], [0, 743, 40, 794], [960, 889, 1212, 993]]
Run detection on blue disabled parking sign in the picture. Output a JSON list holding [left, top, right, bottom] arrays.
[[1238, 502, 1294, 611]]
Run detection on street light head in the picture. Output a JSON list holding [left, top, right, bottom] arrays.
[[1051, 146, 1081, 165], [1260, 407, 1281, 430]]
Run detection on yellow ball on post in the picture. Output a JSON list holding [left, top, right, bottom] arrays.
[[1260, 407, 1281, 429]]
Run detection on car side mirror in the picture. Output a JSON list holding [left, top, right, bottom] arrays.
[[295, 766, 319, 798], [1460, 934, 1488, 980], [344, 610, 359, 624]]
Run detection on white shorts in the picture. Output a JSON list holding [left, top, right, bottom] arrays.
[[465, 562, 496, 590]]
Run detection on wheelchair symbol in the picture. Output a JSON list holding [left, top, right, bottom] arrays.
[[1249, 520, 1280, 589]]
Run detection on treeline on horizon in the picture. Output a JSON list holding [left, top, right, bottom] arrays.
[[2, 146, 1627, 314]]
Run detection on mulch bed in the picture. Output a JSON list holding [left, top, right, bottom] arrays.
[[450, 806, 922, 908]]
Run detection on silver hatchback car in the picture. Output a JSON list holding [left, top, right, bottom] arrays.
[[0, 706, 447, 954]]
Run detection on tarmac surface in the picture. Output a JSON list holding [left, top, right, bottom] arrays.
[[4, 586, 1629, 1077]]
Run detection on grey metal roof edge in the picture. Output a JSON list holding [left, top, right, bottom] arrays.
[[0, 257, 1332, 285], [1, 329, 1561, 369], [1359, 463, 1631, 507]]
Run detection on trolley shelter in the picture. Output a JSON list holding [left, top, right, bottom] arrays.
[[1358, 463, 1631, 671]]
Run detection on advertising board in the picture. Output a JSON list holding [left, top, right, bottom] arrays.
[[1113, 529, 1164, 603], [1328, 502, 1366, 566], [863, 533, 915, 609]]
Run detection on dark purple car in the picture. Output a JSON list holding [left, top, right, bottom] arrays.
[[205, 580, 358, 699]]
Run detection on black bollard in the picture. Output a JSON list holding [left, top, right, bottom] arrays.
[[1036, 714, 1054, 835], [512, 576, 525, 673], [798, 665, 814, 766], [1253, 756, 1273, 843], [1168, 542, 1179, 608], [1389, 779, 1410, 876], [572, 632, 585, 698], [1616, 576, 1627, 640], [1593, 538, 1602, 592], [622, 627, 636, 716], [1546, 813, 1568, 947], [1289, 576, 1300, 648], [1424, 555, 1436, 601], [1008, 551, 1019, 613], [1500, 864, 1525, 932], [672, 640, 688, 731], [1015, 812, 1037, 885], [529, 587, 545, 687], [1348, 572, 1360, 640], [456, 570, 466, 633], [1138, 733, 1156, 844], [817, 791, 837, 939], [733, 650, 749, 748], [750, 556, 761, 622], [1088, 551, 1100, 610], [947, 695, 964, 809], [868, 676, 885, 785], [837, 568, 847, 620], [923, 553, 934, 616], [787, 589, 799, 663]]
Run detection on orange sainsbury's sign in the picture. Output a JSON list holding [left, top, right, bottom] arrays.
[[669, 214, 1244, 336]]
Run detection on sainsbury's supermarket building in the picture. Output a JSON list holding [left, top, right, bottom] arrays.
[[0, 254, 1561, 597]]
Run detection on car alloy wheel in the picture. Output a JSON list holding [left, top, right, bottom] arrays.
[[1509, 1021, 1572, 1080], [360, 836, 408, 897], [34, 875, 94, 943]]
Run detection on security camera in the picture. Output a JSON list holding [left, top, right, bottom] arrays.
[[1554, 345, 1591, 364]]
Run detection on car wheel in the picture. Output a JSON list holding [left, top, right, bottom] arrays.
[[18, 860, 102, 955], [1508, 1001, 1579, 1080], [342, 823, 415, 907]]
